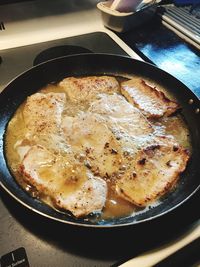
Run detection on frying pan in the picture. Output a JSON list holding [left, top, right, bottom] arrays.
[[0, 53, 199, 227]]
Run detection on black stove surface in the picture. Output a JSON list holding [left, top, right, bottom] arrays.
[[33, 45, 92, 66], [0, 31, 199, 267], [118, 16, 200, 98], [0, 32, 127, 91]]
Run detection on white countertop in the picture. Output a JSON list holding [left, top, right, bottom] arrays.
[[0, 0, 141, 59]]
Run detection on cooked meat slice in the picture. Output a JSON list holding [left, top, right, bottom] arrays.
[[16, 145, 31, 161], [23, 92, 65, 135], [121, 78, 179, 118], [89, 93, 153, 137], [59, 76, 119, 103], [62, 112, 122, 177], [157, 116, 191, 149], [22, 92, 67, 151], [19, 145, 107, 217], [89, 93, 155, 162], [89, 93, 138, 117], [116, 143, 189, 207]]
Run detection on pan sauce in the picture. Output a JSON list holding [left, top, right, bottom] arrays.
[[5, 75, 191, 220]]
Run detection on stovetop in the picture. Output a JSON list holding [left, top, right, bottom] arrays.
[[0, 31, 199, 267], [0, 32, 127, 92]]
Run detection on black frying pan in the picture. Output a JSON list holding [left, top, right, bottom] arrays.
[[0, 53, 199, 227]]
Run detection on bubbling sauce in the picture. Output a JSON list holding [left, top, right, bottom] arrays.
[[5, 75, 191, 220]]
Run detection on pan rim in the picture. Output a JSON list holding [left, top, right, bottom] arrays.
[[0, 179, 199, 228]]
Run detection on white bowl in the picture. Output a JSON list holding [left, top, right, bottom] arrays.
[[97, 1, 158, 33]]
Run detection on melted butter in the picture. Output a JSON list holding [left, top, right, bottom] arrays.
[[6, 105, 27, 171], [58, 164, 88, 196], [37, 156, 88, 196], [159, 115, 191, 149], [102, 185, 135, 219]]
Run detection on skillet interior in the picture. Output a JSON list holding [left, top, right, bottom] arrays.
[[0, 53, 199, 227]]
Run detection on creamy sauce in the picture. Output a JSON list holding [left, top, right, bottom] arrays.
[[5, 75, 191, 220]]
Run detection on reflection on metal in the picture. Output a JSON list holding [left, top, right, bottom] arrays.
[[158, 5, 200, 47], [140, 43, 200, 95]]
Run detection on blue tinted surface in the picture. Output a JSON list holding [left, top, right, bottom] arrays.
[[119, 17, 200, 97], [140, 43, 200, 96]]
